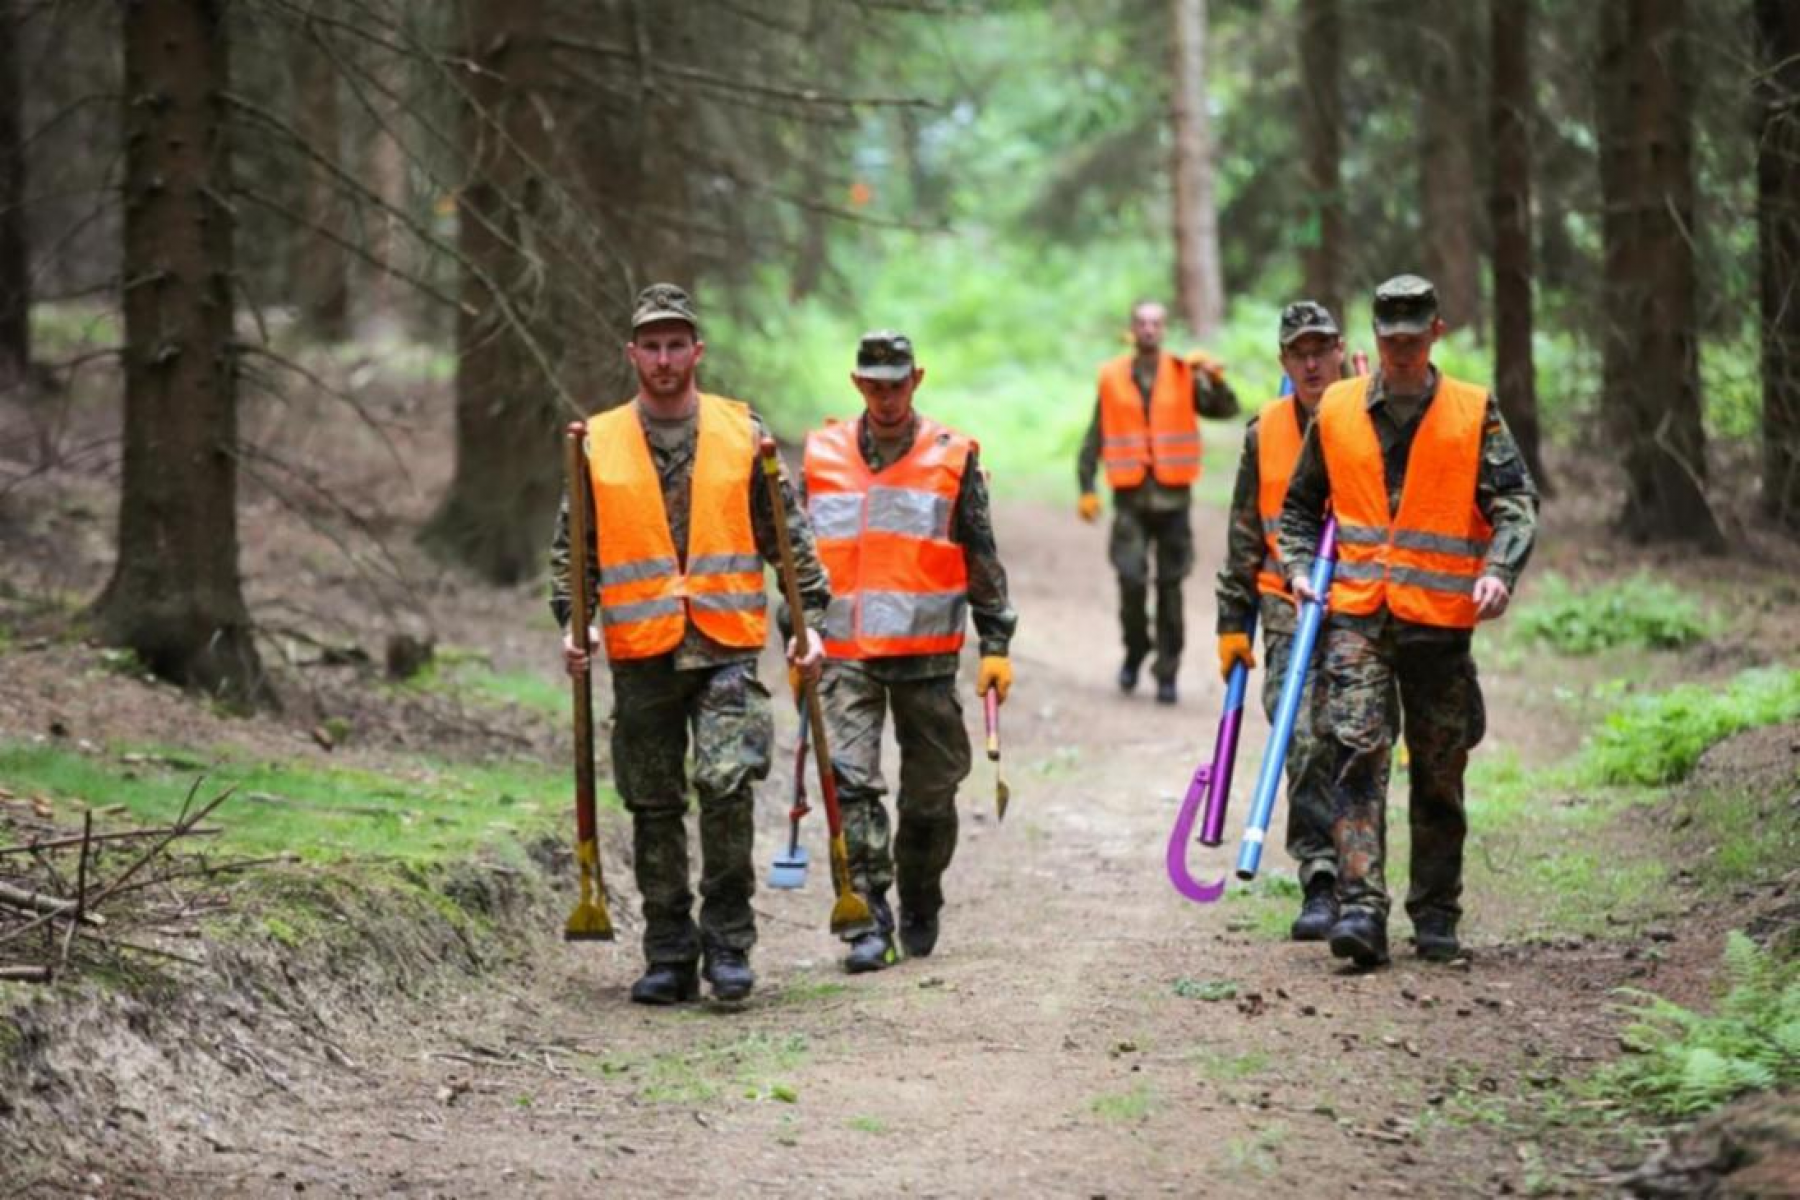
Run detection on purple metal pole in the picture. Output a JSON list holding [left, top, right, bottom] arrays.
[[1167, 609, 1257, 903]]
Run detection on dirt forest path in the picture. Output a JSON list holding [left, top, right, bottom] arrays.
[[163, 493, 1702, 1198]]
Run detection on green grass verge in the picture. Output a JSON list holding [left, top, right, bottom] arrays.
[[0, 740, 605, 864], [1587, 932, 1799, 1119], [1579, 666, 1800, 786], [397, 646, 570, 721]]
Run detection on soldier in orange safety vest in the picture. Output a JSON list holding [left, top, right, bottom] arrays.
[[802, 331, 1018, 973], [1278, 276, 1539, 969], [1076, 299, 1238, 705], [551, 283, 831, 1006]]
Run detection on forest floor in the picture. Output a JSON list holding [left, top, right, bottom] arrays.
[[1, 368, 1797, 1198]]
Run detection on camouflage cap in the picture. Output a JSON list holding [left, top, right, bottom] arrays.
[[853, 330, 916, 381], [1278, 300, 1341, 346], [1371, 275, 1438, 336], [631, 282, 698, 333]]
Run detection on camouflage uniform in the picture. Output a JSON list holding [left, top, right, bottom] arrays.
[[549, 406, 830, 966], [1078, 357, 1238, 682], [1214, 403, 1340, 887], [808, 413, 1017, 935], [1277, 367, 1537, 925]]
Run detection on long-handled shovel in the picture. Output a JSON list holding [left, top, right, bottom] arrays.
[[765, 693, 812, 889], [562, 421, 614, 942], [983, 686, 1010, 821], [757, 438, 872, 935]]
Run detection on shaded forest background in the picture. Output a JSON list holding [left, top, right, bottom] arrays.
[[0, 0, 1796, 704]]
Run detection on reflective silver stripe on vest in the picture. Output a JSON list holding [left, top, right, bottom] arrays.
[[859, 590, 967, 641], [866, 486, 952, 540], [1152, 431, 1199, 444], [689, 552, 764, 577], [690, 591, 767, 614], [602, 595, 683, 626], [1391, 529, 1490, 558], [1335, 523, 1389, 546], [1103, 436, 1148, 449], [1260, 517, 1282, 535], [1261, 555, 1284, 577], [599, 555, 678, 587], [809, 492, 864, 541], [1387, 565, 1477, 595], [823, 595, 856, 641], [1333, 559, 1387, 582]]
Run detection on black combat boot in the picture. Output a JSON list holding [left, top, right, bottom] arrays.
[[898, 907, 939, 958], [844, 894, 897, 974], [1290, 874, 1339, 942], [1118, 657, 1143, 694], [629, 962, 699, 1006], [1413, 912, 1462, 962], [1155, 679, 1178, 706], [1327, 909, 1389, 968], [702, 947, 755, 1001]]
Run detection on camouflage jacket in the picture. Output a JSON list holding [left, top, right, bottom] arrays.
[[1076, 351, 1241, 513], [1276, 368, 1539, 644], [548, 403, 832, 671], [1215, 398, 1317, 638], [800, 413, 1018, 682]]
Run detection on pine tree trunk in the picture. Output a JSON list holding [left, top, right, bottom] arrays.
[[286, 11, 349, 341], [1596, 0, 1723, 547], [422, 0, 564, 585], [1170, 0, 1225, 340], [1489, 0, 1550, 495], [1418, 0, 1484, 339], [1298, 0, 1342, 323], [1757, 0, 1800, 533], [92, 0, 269, 705], [0, 0, 27, 393]]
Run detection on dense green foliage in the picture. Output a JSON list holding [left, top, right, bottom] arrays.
[[1580, 667, 1800, 786], [1514, 573, 1712, 655], [1589, 933, 1799, 1118]]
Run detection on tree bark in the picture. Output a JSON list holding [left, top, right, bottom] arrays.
[[92, 0, 269, 704], [1757, 0, 1800, 533], [422, 0, 564, 585], [286, 11, 349, 341], [1596, 0, 1723, 547], [1170, 0, 1225, 340], [1488, 0, 1550, 495], [0, 0, 27, 393], [1298, 0, 1342, 324], [1418, 0, 1484, 339]]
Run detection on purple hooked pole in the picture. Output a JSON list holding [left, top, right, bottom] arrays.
[[1165, 609, 1257, 903]]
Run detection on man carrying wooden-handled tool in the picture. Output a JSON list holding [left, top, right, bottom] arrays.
[[550, 283, 831, 1006], [800, 331, 1018, 973], [1213, 302, 1371, 942], [1278, 275, 1538, 968]]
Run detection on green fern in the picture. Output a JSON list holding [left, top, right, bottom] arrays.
[[1580, 666, 1800, 786]]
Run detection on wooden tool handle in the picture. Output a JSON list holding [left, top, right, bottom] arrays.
[[983, 686, 1000, 761], [564, 422, 597, 844]]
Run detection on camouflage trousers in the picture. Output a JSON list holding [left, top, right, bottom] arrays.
[[821, 661, 972, 938], [1260, 620, 1339, 888], [610, 656, 772, 965], [1110, 503, 1194, 682], [1322, 624, 1485, 923]]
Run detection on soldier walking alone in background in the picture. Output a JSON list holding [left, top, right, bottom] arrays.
[[1279, 276, 1538, 968], [552, 284, 830, 1005], [1077, 299, 1238, 704], [803, 332, 1018, 972]]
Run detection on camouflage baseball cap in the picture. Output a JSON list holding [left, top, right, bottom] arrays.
[[1371, 275, 1438, 336], [1278, 300, 1341, 346], [853, 330, 916, 381], [631, 282, 698, 333]]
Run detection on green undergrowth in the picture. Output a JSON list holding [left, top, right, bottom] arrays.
[[397, 646, 570, 721], [1587, 932, 1799, 1119], [1513, 573, 1712, 656], [1579, 666, 1800, 786], [0, 739, 607, 864]]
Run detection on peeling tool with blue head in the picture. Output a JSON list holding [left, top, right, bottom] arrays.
[[766, 693, 812, 889], [561, 421, 614, 942], [758, 437, 873, 935]]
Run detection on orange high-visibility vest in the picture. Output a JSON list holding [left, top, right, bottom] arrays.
[[803, 416, 972, 659], [1255, 395, 1306, 598], [1317, 374, 1494, 629], [586, 394, 767, 660], [1097, 353, 1201, 489]]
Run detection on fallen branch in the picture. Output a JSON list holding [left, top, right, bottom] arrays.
[[0, 825, 223, 857], [0, 880, 107, 927], [0, 964, 52, 982]]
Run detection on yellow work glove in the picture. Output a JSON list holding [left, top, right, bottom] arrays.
[[787, 664, 804, 700], [1217, 632, 1255, 680], [1186, 350, 1228, 385], [1077, 492, 1101, 523], [977, 655, 1013, 704]]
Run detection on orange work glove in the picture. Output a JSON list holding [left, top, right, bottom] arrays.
[[1077, 492, 1101, 523], [1185, 349, 1228, 385], [976, 655, 1013, 704], [1217, 632, 1255, 680], [787, 664, 804, 699]]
